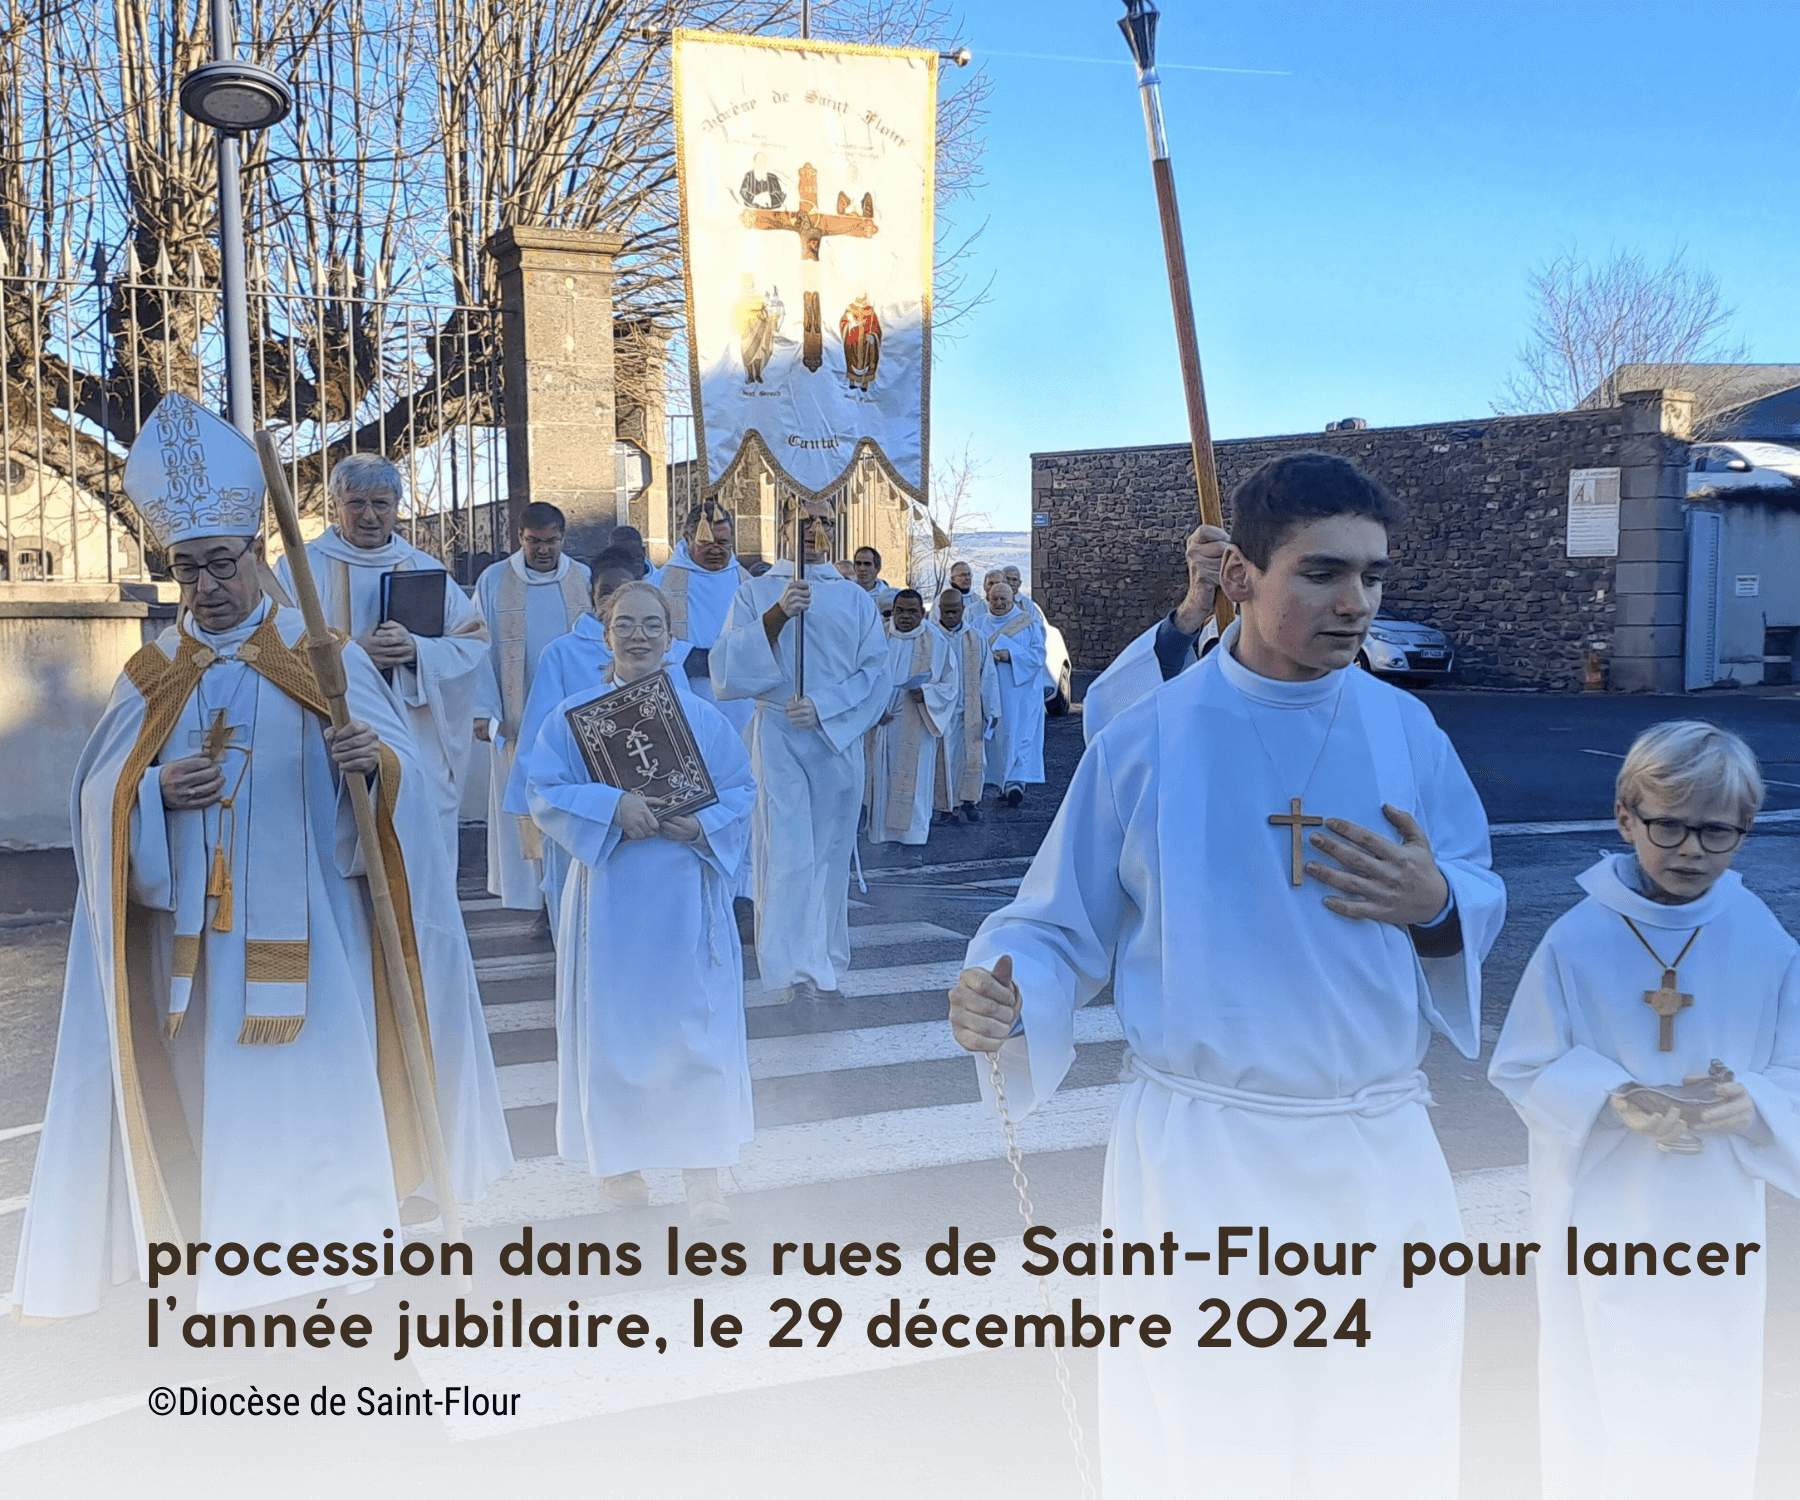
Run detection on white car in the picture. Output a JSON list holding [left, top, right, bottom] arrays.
[[1687, 441, 1800, 495], [1042, 616, 1072, 716]]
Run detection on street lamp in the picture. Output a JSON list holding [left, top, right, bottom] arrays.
[[178, 1, 293, 437]]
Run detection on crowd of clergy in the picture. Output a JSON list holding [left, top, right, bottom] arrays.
[[12, 399, 1798, 1500]]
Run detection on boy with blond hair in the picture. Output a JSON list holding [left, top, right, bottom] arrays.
[[1491, 719, 1800, 1500]]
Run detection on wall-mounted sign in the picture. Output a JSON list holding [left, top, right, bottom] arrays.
[[1032, 512, 1050, 529], [1565, 468, 1621, 558], [1735, 575, 1760, 597]]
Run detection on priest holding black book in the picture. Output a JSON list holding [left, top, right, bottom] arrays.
[[277, 454, 490, 867], [518, 580, 756, 1227]]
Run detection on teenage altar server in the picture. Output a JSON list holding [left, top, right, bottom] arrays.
[[277, 454, 489, 868], [1490, 720, 1800, 1500], [472, 503, 590, 909], [712, 498, 888, 1005], [867, 589, 957, 847], [11, 397, 510, 1319], [971, 575, 1045, 806], [521, 581, 756, 1227], [950, 452, 1505, 1499]]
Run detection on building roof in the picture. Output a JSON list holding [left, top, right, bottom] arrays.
[[1582, 363, 1800, 415]]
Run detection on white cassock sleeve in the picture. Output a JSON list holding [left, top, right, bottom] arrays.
[[1081, 622, 1165, 744], [994, 618, 1046, 690], [470, 564, 504, 724], [1489, 931, 1637, 1176], [1727, 948, 1800, 1195], [1413, 721, 1507, 1059], [920, 631, 959, 737], [393, 572, 489, 714], [964, 734, 1132, 1118]]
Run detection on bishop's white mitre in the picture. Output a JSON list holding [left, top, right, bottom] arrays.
[[122, 393, 265, 548]]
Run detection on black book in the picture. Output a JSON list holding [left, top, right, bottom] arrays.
[[564, 670, 719, 819], [380, 569, 447, 637]]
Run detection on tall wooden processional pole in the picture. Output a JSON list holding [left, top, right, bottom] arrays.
[[1118, 0, 1233, 628]]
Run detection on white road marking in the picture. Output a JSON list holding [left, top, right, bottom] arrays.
[[495, 1006, 1127, 1107], [463, 1084, 1121, 1228], [743, 960, 965, 1008], [0, 1120, 44, 1143], [1489, 807, 1800, 836], [0, 1195, 27, 1216], [487, 1001, 555, 1035], [476, 923, 965, 986], [858, 856, 1031, 881]]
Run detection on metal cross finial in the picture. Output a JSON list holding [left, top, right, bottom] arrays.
[[1119, 1, 1161, 74]]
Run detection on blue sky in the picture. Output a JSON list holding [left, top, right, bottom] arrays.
[[930, 0, 1800, 528]]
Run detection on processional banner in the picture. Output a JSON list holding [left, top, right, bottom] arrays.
[[673, 30, 937, 501]]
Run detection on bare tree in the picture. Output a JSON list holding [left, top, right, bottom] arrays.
[[908, 436, 987, 592], [1496, 245, 1750, 415], [1, 0, 989, 526]]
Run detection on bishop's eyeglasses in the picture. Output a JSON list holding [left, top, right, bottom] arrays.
[[1630, 806, 1748, 853], [168, 537, 256, 584]]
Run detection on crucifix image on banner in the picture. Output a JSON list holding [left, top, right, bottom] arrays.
[[673, 30, 937, 501]]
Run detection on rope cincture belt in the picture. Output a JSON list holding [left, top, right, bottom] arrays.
[[1122, 1053, 1435, 1117]]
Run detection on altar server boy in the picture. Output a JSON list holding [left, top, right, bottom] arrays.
[[1490, 720, 1800, 1500]]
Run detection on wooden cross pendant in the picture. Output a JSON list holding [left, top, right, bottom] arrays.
[[1269, 797, 1325, 888], [201, 708, 236, 762], [1644, 968, 1693, 1052]]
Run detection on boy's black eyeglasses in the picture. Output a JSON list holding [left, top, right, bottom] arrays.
[[1631, 807, 1748, 853], [169, 537, 256, 585]]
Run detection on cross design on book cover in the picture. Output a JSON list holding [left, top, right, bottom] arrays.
[[564, 670, 719, 818]]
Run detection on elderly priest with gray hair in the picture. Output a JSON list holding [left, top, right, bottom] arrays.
[[276, 453, 490, 869], [10, 397, 510, 1320]]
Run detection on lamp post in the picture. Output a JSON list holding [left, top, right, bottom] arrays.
[[1117, 0, 1232, 625], [178, 0, 293, 437]]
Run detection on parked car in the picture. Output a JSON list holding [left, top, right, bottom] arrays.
[[1042, 616, 1072, 716], [1687, 441, 1800, 496], [1358, 610, 1453, 682]]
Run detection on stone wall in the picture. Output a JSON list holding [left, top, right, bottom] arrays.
[[1030, 406, 1685, 691]]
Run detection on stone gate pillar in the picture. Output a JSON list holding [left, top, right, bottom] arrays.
[[1610, 388, 1693, 693], [486, 226, 627, 559]]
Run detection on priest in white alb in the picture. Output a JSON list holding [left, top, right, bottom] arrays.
[[930, 585, 1000, 826], [1082, 522, 1227, 742], [867, 589, 957, 847], [971, 575, 1046, 806], [950, 453, 1506, 1498], [472, 502, 590, 910], [650, 500, 756, 737], [712, 499, 888, 1005], [276, 454, 489, 868], [11, 397, 511, 1320], [520, 580, 756, 1226]]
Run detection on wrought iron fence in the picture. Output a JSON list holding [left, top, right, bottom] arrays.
[[0, 245, 507, 586]]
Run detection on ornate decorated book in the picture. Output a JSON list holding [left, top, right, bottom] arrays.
[[564, 671, 719, 818]]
